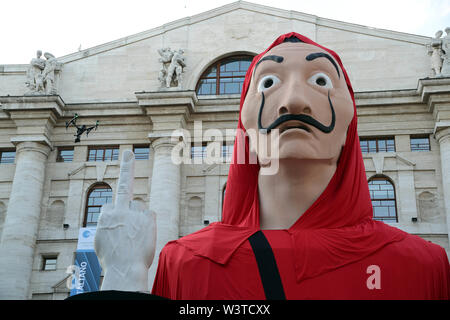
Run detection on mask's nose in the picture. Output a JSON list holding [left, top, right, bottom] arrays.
[[277, 82, 313, 117], [277, 105, 312, 117]]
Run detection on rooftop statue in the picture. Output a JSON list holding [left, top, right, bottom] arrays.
[[157, 47, 186, 88], [25, 50, 46, 94], [25, 50, 61, 95], [441, 27, 450, 76], [428, 30, 446, 77]]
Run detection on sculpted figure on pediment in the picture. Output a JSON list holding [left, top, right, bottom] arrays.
[[25, 50, 61, 95], [441, 27, 450, 76], [428, 30, 445, 77], [157, 47, 186, 88], [25, 50, 46, 94], [42, 52, 58, 94]]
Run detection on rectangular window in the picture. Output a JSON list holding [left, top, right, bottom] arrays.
[[222, 143, 234, 162], [360, 137, 395, 153], [87, 146, 119, 161], [0, 149, 16, 164], [191, 142, 207, 159], [42, 256, 57, 271], [133, 145, 150, 160], [410, 135, 430, 152], [56, 147, 74, 162]]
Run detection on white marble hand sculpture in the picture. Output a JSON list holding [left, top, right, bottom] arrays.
[[94, 150, 156, 292]]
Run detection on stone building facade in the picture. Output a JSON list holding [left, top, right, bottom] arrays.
[[0, 1, 449, 299]]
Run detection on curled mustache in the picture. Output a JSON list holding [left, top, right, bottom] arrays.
[[257, 91, 336, 134]]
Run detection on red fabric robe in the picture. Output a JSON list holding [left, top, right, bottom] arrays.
[[151, 32, 450, 300]]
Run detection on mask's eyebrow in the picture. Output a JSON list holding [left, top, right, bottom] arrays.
[[305, 52, 340, 78], [254, 55, 284, 73]]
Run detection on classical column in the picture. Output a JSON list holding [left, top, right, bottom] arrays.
[[136, 91, 194, 288], [418, 77, 450, 246], [0, 140, 51, 299], [436, 127, 450, 245], [147, 135, 181, 286]]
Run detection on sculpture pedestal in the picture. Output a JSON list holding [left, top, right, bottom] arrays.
[[65, 290, 168, 300]]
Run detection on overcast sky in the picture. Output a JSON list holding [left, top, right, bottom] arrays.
[[1, 0, 449, 64]]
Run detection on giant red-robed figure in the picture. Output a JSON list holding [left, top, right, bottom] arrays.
[[152, 32, 450, 299]]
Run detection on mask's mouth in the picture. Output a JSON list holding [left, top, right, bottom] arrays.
[[258, 91, 335, 134], [278, 121, 311, 134]]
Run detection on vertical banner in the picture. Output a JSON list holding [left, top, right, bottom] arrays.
[[69, 227, 102, 296]]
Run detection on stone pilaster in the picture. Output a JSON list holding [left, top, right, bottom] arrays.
[[0, 140, 51, 299]]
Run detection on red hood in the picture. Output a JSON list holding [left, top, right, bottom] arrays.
[[175, 32, 407, 283]]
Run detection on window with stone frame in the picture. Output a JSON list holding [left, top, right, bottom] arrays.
[[56, 147, 74, 162], [42, 255, 58, 271], [410, 135, 430, 152], [368, 176, 398, 222], [87, 145, 119, 162], [0, 149, 15, 164], [191, 142, 207, 159], [83, 183, 113, 227], [360, 137, 395, 153], [133, 145, 150, 160], [222, 142, 234, 163], [196, 55, 254, 95]]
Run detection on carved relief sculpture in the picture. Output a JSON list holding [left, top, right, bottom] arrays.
[[441, 27, 450, 76], [428, 30, 445, 77], [157, 47, 186, 88], [42, 52, 58, 94], [25, 50, 61, 95], [25, 50, 46, 93]]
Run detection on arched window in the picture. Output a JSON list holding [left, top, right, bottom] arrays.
[[84, 183, 112, 227], [368, 176, 397, 222], [196, 55, 253, 95]]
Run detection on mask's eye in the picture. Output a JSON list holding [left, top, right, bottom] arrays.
[[257, 75, 280, 92], [307, 73, 333, 89]]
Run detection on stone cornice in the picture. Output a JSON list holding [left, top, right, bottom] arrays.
[[355, 89, 421, 107], [136, 90, 197, 124], [356, 79, 450, 122], [136, 90, 197, 106], [0, 95, 66, 147], [0, 95, 65, 118], [1, 83, 447, 122], [417, 77, 450, 113]]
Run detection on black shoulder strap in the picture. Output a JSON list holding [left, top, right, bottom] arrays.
[[248, 231, 286, 300]]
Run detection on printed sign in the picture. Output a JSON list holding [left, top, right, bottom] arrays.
[[69, 227, 102, 296]]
